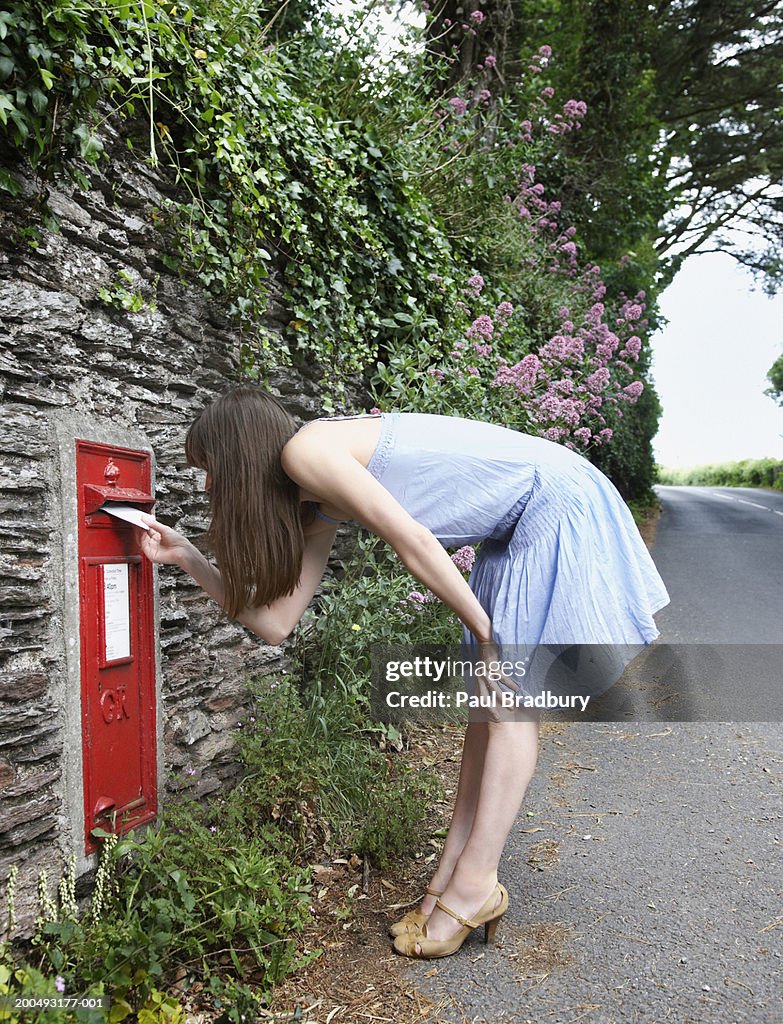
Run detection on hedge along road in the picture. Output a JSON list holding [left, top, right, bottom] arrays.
[[400, 485, 783, 1024]]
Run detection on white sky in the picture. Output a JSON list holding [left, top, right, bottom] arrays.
[[651, 253, 783, 469]]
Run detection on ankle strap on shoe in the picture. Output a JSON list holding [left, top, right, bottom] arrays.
[[434, 898, 479, 929]]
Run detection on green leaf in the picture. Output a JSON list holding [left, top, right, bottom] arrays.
[[109, 999, 133, 1023], [29, 87, 48, 114], [39, 67, 55, 90], [0, 92, 15, 126], [74, 124, 104, 162], [90, 826, 115, 839], [0, 167, 21, 195]]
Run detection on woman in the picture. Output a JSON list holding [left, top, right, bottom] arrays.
[[139, 386, 670, 960]]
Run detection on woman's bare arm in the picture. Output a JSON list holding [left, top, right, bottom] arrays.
[[139, 513, 337, 645], [281, 429, 495, 643]]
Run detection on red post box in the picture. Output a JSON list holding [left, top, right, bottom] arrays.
[[76, 440, 158, 853]]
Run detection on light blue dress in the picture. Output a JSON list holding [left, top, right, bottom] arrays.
[[357, 411, 670, 696]]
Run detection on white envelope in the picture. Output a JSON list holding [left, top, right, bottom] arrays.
[[99, 503, 152, 530]]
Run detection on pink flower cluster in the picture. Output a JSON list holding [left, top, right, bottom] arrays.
[[403, 546, 475, 611], [495, 300, 513, 325], [417, 42, 647, 454], [451, 545, 476, 573], [546, 98, 587, 135], [619, 335, 642, 360], [467, 314, 494, 340], [528, 44, 552, 74], [563, 99, 587, 120], [425, 259, 648, 450], [493, 353, 540, 395], [466, 273, 485, 296]]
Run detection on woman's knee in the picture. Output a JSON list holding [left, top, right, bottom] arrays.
[[486, 711, 540, 735]]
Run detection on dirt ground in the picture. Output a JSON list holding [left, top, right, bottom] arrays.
[[634, 501, 662, 550], [260, 720, 474, 1024]]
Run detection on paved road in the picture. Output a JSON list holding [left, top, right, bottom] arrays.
[[406, 486, 783, 1024], [652, 485, 783, 644], [598, 485, 783, 723]]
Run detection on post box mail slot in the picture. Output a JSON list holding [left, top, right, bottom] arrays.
[[84, 483, 156, 517], [76, 440, 158, 853]]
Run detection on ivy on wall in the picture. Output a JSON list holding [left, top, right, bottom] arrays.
[[0, 0, 461, 402]]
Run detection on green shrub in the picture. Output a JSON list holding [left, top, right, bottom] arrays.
[[295, 534, 459, 710], [17, 815, 312, 1022], [657, 458, 783, 491], [235, 675, 439, 869]]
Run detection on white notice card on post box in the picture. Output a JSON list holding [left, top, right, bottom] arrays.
[[103, 563, 131, 661]]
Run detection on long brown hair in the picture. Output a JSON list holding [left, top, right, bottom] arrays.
[[185, 387, 307, 617]]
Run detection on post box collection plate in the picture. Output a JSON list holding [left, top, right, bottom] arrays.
[[76, 440, 158, 853]]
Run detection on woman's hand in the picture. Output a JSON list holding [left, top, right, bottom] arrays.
[[476, 638, 522, 695], [468, 636, 523, 723], [137, 512, 193, 567]]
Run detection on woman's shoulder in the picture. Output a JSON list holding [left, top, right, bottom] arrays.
[[281, 413, 384, 474]]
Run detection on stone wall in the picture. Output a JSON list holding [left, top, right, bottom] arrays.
[[0, 133, 330, 934]]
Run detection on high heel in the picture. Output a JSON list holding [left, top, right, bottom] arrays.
[[392, 883, 508, 959], [484, 913, 502, 945], [388, 886, 444, 938]]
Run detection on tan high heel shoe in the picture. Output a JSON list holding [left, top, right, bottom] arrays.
[[392, 883, 508, 959], [388, 886, 444, 938]]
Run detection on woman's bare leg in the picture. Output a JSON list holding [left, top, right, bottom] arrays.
[[411, 714, 540, 946], [416, 721, 489, 915]]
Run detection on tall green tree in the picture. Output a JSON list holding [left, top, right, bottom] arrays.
[[653, 0, 783, 290], [429, 0, 783, 292], [766, 353, 783, 405]]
